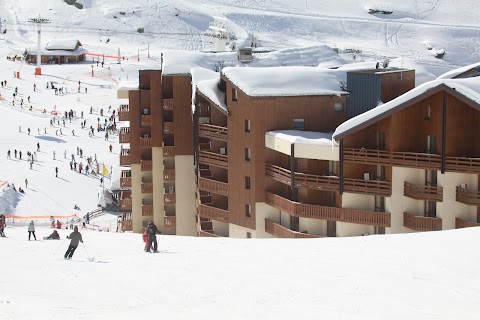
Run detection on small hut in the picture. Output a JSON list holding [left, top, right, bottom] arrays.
[[24, 39, 87, 64]]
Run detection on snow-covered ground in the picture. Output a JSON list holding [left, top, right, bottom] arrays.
[[0, 0, 479, 319]]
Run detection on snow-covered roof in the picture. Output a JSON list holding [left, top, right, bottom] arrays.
[[266, 130, 337, 147], [333, 77, 480, 140], [437, 62, 480, 80], [197, 79, 227, 113], [191, 67, 221, 112], [117, 81, 139, 91], [222, 66, 347, 97], [26, 47, 87, 56], [45, 40, 82, 51]]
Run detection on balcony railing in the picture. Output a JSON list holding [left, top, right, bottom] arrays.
[[403, 212, 442, 231], [456, 186, 480, 206], [141, 160, 152, 171], [199, 142, 211, 150], [455, 217, 480, 229], [198, 150, 228, 169], [141, 182, 153, 193], [163, 146, 175, 157], [404, 182, 443, 202], [164, 193, 176, 204], [446, 157, 480, 173], [265, 192, 390, 227], [164, 169, 175, 181], [118, 110, 130, 121], [198, 124, 228, 141], [163, 99, 173, 110], [199, 230, 220, 237], [142, 205, 153, 217], [121, 221, 132, 232], [140, 137, 151, 148], [120, 198, 132, 211], [164, 216, 176, 227], [265, 219, 321, 238], [163, 122, 174, 134], [198, 204, 229, 222], [120, 148, 131, 166], [344, 178, 391, 196], [119, 127, 130, 143], [344, 148, 391, 165], [391, 152, 441, 170], [198, 177, 229, 197], [120, 177, 131, 188], [141, 115, 152, 127], [265, 163, 339, 191]]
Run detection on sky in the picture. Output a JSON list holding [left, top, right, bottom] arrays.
[[0, 0, 479, 319]]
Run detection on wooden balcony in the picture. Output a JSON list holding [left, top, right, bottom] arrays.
[[118, 110, 129, 121], [455, 217, 480, 229], [140, 137, 151, 148], [120, 148, 131, 166], [141, 160, 152, 171], [141, 182, 153, 193], [119, 127, 130, 143], [391, 152, 441, 170], [199, 142, 211, 150], [265, 192, 391, 227], [344, 178, 391, 196], [164, 193, 176, 204], [265, 219, 321, 238], [198, 123, 228, 141], [121, 220, 132, 232], [404, 182, 443, 202], [120, 198, 132, 211], [164, 216, 176, 227], [164, 169, 175, 181], [120, 177, 131, 188], [163, 145, 175, 157], [199, 230, 220, 237], [198, 204, 229, 222], [163, 122, 174, 134], [344, 148, 391, 165], [198, 177, 228, 197], [456, 186, 480, 206], [142, 204, 153, 217], [265, 164, 339, 191], [446, 156, 480, 173], [141, 115, 152, 127], [403, 212, 442, 231], [198, 150, 228, 169], [163, 99, 173, 110]]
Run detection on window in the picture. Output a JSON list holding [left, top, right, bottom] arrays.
[[425, 105, 431, 120], [245, 204, 251, 218], [334, 102, 344, 112], [293, 119, 304, 130], [328, 161, 337, 176], [245, 119, 251, 133], [245, 177, 251, 190], [246, 232, 252, 238], [232, 88, 238, 102], [245, 148, 251, 161]]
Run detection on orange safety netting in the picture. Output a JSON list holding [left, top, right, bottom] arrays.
[[3, 214, 78, 219]]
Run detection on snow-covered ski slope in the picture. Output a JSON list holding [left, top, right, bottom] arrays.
[[1, 225, 480, 319]]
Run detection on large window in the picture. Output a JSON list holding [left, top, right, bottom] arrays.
[[232, 88, 238, 102], [293, 119, 304, 130]]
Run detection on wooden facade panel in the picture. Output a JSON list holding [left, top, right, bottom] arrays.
[[172, 75, 194, 155], [380, 70, 415, 103], [150, 70, 163, 147], [128, 90, 141, 164]]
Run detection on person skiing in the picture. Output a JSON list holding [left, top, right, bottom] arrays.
[[25, 178, 28, 189], [7, 149, 10, 159], [64, 226, 83, 259], [37, 142, 40, 151], [28, 220, 37, 240], [145, 221, 158, 253], [46, 229, 60, 240], [55, 167, 58, 178], [69, 218, 75, 229], [109, 144, 112, 152], [0, 215, 5, 237]]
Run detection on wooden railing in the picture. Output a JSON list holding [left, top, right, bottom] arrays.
[[265, 192, 390, 227], [456, 186, 480, 206], [344, 178, 391, 196], [265, 164, 291, 185], [163, 99, 174, 110], [120, 177, 131, 188], [391, 152, 441, 169], [120, 198, 132, 211], [343, 148, 391, 165], [199, 142, 211, 150], [141, 160, 152, 171], [265, 219, 321, 238], [198, 177, 228, 197], [446, 157, 480, 173], [121, 220, 132, 232], [164, 216, 176, 227], [403, 212, 442, 231], [118, 110, 130, 121], [199, 230, 220, 237], [164, 193, 176, 204], [140, 137, 151, 148], [404, 182, 443, 202], [141, 182, 153, 193], [163, 122, 174, 134], [163, 146, 175, 157], [198, 204, 229, 222], [198, 150, 228, 169], [164, 169, 175, 181], [198, 123, 228, 141], [119, 127, 130, 143], [120, 148, 131, 166], [141, 115, 152, 127], [142, 205, 153, 217], [455, 217, 480, 229]]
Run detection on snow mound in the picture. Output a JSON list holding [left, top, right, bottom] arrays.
[[0, 185, 21, 214]]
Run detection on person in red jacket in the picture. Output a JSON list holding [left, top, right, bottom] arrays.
[[56, 220, 62, 229]]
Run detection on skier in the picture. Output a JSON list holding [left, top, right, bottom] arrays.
[[28, 128, 30, 135], [53, 151, 56, 160], [37, 142, 40, 151], [25, 178, 28, 189], [7, 149, 10, 159], [69, 218, 75, 230], [55, 167, 59, 178], [64, 226, 83, 260], [145, 221, 159, 253], [109, 144, 112, 152], [0, 215, 5, 237], [64, 150, 67, 159], [28, 220, 37, 240]]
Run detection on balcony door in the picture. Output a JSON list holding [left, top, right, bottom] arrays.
[[327, 220, 336, 237]]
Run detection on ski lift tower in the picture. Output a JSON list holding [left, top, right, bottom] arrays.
[[29, 16, 50, 75], [203, 18, 230, 51]]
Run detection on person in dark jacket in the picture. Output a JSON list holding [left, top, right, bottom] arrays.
[[145, 221, 158, 253], [46, 230, 60, 240], [64, 226, 83, 259]]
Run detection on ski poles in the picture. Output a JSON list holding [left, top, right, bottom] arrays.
[[53, 237, 68, 256], [82, 242, 94, 262]]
